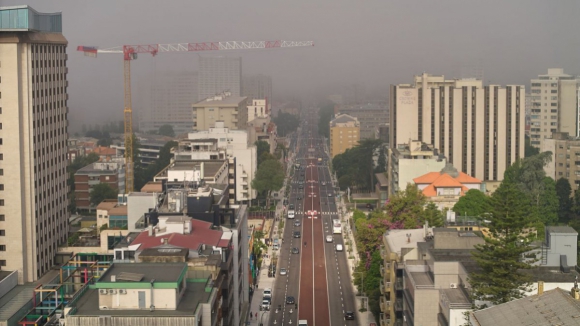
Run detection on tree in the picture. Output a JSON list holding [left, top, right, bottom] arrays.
[[97, 138, 112, 147], [422, 202, 444, 227], [252, 159, 285, 198], [255, 140, 270, 165], [469, 167, 535, 307], [259, 152, 277, 166], [158, 124, 175, 137], [353, 209, 367, 223], [317, 103, 335, 138], [90, 183, 118, 207], [525, 135, 539, 157], [453, 189, 490, 217], [555, 177, 572, 222], [385, 183, 426, 229], [538, 177, 558, 225], [273, 112, 300, 137]]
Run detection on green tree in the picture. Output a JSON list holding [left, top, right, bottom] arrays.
[[525, 135, 539, 157], [317, 103, 335, 138], [385, 183, 426, 228], [538, 177, 558, 225], [273, 112, 300, 137], [422, 202, 444, 227], [158, 124, 175, 137], [453, 189, 490, 217], [469, 167, 535, 307], [352, 209, 367, 223], [252, 159, 285, 198], [259, 152, 277, 166], [556, 177, 572, 222], [255, 140, 270, 165], [90, 183, 118, 207]]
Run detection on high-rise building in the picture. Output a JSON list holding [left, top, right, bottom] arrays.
[[329, 114, 360, 158], [139, 71, 198, 135], [198, 56, 241, 101], [0, 6, 69, 283], [390, 73, 525, 182], [529, 68, 579, 149], [338, 104, 389, 140], [242, 74, 272, 103], [543, 132, 580, 192]]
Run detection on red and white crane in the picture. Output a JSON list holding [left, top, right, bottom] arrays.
[[78, 40, 314, 193]]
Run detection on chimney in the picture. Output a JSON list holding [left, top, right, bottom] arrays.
[[537, 281, 544, 295], [571, 277, 580, 300]]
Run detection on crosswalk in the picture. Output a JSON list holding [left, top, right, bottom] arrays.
[[289, 211, 338, 216]]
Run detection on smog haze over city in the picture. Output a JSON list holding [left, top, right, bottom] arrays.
[[3, 0, 580, 128]]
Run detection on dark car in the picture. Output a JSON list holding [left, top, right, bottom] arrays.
[[344, 311, 355, 320], [297, 195, 302, 200], [294, 220, 301, 227], [298, 185, 304, 189], [289, 204, 295, 210], [291, 247, 300, 254], [286, 296, 296, 304], [293, 231, 301, 238]]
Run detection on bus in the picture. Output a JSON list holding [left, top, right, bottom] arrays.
[[332, 219, 342, 234]]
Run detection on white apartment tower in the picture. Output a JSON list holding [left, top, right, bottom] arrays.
[[0, 6, 69, 283], [198, 56, 242, 101], [390, 73, 525, 182], [529, 68, 579, 149]]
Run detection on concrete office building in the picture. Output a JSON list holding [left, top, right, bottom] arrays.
[[542, 132, 580, 192], [192, 92, 248, 131], [390, 73, 525, 182], [0, 6, 69, 283], [329, 114, 360, 158], [242, 74, 272, 103], [529, 69, 579, 149], [139, 71, 198, 135], [198, 56, 241, 101], [339, 104, 389, 140], [387, 140, 446, 196]]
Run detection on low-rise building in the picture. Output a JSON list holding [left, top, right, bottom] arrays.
[[112, 134, 175, 166], [329, 114, 360, 158], [192, 92, 248, 131], [413, 163, 483, 210], [387, 140, 446, 196], [96, 199, 128, 230], [74, 161, 125, 211], [88, 146, 119, 162]]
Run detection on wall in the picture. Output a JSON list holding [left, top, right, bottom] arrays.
[[397, 158, 446, 194], [433, 262, 461, 288], [546, 232, 578, 267], [65, 316, 197, 326], [98, 288, 178, 310], [127, 193, 158, 232], [0, 271, 18, 299], [413, 288, 440, 326]]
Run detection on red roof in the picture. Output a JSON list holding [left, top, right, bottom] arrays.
[[131, 219, 226, 251], [413, 171, 481, 197]]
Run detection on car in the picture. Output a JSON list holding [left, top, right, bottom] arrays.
[[260, 299, 271, 311], [294, 220, 301, 227], [289, 204, 295, 210], [328, 193, 332, 197], [297, 195, 303, 200], [283, 199, 288, 205], [321, 181, 326, 186], [299, 185, 304, 189], [336, 244, 343, 252], [291, 247, 300, 254], [293, 231, 301, 238], [344, 311, 355, 320], [280, 268, 288, 276], [273, 244, 279, 250], [286, 296, 296, 304], [263, 288, 272, 299], [326, 235, 333, 243], [288, 210, 295, 219]]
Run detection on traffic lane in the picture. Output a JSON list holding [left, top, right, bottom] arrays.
[[298, 165, 315, 324], [336, 241, 357, 325], [325, 232, 348, 326]]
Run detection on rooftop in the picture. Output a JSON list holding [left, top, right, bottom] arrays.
[[140, 182, 163, 193], [193, 94, 247, 107], [546, 226, 578, 235], [330, 114, 359, 127], [384, 228, 428, 256], [472, 288, 580, 326], [99, 263, 186, 283], [0, 6, 62, 33], [76, 162, 122, 175]]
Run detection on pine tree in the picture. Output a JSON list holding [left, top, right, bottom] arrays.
[[469, 167, 536, 307]]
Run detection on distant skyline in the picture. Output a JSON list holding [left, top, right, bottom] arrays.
[[3, 1, 580, 126]]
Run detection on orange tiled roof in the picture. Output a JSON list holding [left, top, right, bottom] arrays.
[[414, 171, 481, 197], [90, 146, 116, 156]]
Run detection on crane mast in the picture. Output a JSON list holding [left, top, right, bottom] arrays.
[[78, 40, 313, 194]]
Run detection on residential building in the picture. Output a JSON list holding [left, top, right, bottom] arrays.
[[247, 99, 269, 122], [529, 68, 580, 148], [88, 146, 119, 162], [329, 114, 360, 158], [247, 116, 277, 154], [96, 199, 128, 230], [390, 73, 525, 182], [174, 122, 257, 203], [242, 74, 272, 103], [127, 192, 160, 232], [112, 134, 175, 166], [413, 163, 482, 210], [154, 160, 229, 186], [471, 287, 580, 326], [192, 92, 248, 131], [198, 56, 242, 101], [74, 161, 125, 210], [375, 123, 390, 145], [0, 5, 69, 283], [387, 140, 446, 196], [543, 132, 580, 192], [139, 71, 198, 135], [339, 104, 389, 140]]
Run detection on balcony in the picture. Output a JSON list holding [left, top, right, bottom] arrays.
[[380, 280, 391, 294], [394, 299, 403, 311], [380, 296, 391, 313], [380, 313, 390, 326], [380, 265, 385, 277], [380, 245, 386, 259], [395, 279, 403, 290]]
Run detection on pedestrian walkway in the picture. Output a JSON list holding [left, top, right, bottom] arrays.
[[247, 246, 276, 325]]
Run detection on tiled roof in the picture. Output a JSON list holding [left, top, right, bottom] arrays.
[[131, 219, 224, 251], [90, 146, 116, 156], [414, 171, 480, 197]]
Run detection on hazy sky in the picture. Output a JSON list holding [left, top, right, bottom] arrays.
[[4, 1, 580, 125]]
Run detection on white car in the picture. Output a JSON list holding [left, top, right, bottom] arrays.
[[288, 210, 295, 219], [336, 244, 343, 252], [326, 235, 333, 243], [280, 268, 288, 276], [263, 288, 272, 299]]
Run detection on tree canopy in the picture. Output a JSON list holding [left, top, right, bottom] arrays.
[[255, 140, 270, 166], [90, 183, 118, 207], [332, 139, 384, 191], [158, 124, 175, 137], [385, 183, 427, 229], [555, 177, 572, 223], [469, 166, 536, 307], [317, 103, 335, 138], [453, 189, 490, 217], [273, 112, 300, 137], [252, 159, 284, 196]]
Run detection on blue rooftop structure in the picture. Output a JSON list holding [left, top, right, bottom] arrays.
[[0, 5, 62, 33]]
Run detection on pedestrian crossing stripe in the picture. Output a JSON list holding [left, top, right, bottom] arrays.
[[291, 211, 338, 215]]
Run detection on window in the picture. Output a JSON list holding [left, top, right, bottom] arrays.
[[0, 245, 5, 251], [0, 200, 4, 206], [0, 185, 4, 191], [0, 230, 5, 236], [0, 260, 5, 267], [0, 215, 4, 221]]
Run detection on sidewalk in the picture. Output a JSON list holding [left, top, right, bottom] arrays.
[[247, 245, 276, 325]]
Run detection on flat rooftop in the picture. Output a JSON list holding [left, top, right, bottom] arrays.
[[442, 288, 470, 305], [99, 263, 185, 283], [72, 282, 210, 317], [410, 272, 433, 286], [193, 95, 247, 107], [384, 228, 427, 256]]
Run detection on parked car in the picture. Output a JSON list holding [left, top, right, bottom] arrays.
[[344, 311, 355, 320], [260, 299, 271, 311]]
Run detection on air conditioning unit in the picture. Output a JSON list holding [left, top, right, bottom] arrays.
[[100, 306, 109, 310], [119, 289, 127, 295], [109, 289, 117, 294], [450, 283, 458, 289], [99, 289, 108, 295]]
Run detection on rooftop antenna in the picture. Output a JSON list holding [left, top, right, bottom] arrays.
[[406, 233, 412, 244]]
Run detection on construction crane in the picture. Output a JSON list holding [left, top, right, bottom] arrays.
[[78, 40, 314, 194]]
